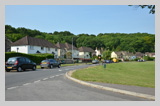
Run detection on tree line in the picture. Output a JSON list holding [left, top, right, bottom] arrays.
[[5, 25, 155, 53]]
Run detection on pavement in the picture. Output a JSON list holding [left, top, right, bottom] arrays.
[[65, 70, 155, 100]]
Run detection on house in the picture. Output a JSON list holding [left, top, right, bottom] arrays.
[[95, 47, 103, 57], [55, 42, 79, 59], [145, 52, 155, 57], [135, 52, 145, 59], [111, 51, 136, 61], [121, 51, 135, 60], [11, 36, 58, 58], [111, 51, 123, 59], [5, 37, 12, 52], [78, 47, 95, 59]]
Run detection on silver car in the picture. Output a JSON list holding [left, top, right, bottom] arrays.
[[40, 59, 60, 69], [92, 60, 99, 64]]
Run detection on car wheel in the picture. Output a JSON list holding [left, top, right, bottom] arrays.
[[17, 67, 22, 72], [6, 69, 10, 72], [32, 66, 36, 71], [58, 64, 61, 68], [50, 65, 53, 69]]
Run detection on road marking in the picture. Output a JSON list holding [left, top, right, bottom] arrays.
[[34, 80, 41, 83], [43, 78, 48, 80], [50, 76, 55, 78], [23, 83, 31, 86], [65, 69, 69, 70], [7, 86, 19, 90], [59, 69, 62, 71], [60, 74, 64, 76], [56, 75, 60, 77]]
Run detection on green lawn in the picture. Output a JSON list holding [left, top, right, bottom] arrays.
[[72, 61, 155, 88]]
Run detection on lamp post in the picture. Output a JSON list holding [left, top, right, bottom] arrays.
[[72, 37, 73, 61], [17, 47, 19, 56]]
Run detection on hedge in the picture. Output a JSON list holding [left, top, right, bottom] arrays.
[[5, 52, 54, 64]]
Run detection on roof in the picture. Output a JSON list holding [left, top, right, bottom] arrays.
[[114, 51, 123, 56], [135, 52, 144, 56], [11, 36, 57, 48], [79, 47, 95, 53], [55, 42, 78, 50]]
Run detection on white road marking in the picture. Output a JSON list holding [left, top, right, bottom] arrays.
[[43, 78, 48, 80], [34, 80, 41, 83], [50, 76, 55, 78], [7, 86, 19, 90], [56, 75, 60, 77], [23, 83, 31, 86], [59, 70, 62, 71], [65, 69, 69, 70]]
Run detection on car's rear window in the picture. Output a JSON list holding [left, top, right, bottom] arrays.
[[42, 60, 48, 62], [7, 58, 17, 63]]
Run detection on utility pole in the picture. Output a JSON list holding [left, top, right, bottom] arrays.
[[72, 37, 73, 63]]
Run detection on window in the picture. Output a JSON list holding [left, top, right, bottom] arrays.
[[55, 48, 57, 51], [48, 48, 50, 51], [30, 46, 34, 50], [41, 47, 44, 50], [25, 58, 31, 63], [19, 57, 25, 62]]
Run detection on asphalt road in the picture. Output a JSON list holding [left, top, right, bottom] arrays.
[[5, 64, 149, 101]]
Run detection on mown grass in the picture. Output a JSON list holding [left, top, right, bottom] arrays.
[[72, 61, 155, 88]]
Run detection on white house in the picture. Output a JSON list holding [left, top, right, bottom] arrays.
[[95, 47, 103, 57], [55, 42, 79, 59], [78, 47, 95, 59], [11, 36, 58, 58]]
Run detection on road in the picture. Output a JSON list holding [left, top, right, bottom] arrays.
[[5, 64, 149, 101]]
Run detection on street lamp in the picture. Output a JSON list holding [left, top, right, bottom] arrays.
[[17, 47, 19, 56], [72, 37, 73, 60]]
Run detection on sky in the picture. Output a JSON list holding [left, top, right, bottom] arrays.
[[5, 5, 155, 35]]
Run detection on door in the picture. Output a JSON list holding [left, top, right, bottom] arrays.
[[25, 58, 32, 69], [18, 57, 26, 69]]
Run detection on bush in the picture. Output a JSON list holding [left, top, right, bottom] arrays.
[[149, 57, 155, 61], [5, 52, 54, 64], [144, 56, 149, 61]]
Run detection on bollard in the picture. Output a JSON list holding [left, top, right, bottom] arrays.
[[103, 63, 106, 68]]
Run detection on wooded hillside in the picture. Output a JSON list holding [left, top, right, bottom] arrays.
[[5, 25, 155, 53]]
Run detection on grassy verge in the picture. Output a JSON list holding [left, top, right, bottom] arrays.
[[72, 61, 155, 88]]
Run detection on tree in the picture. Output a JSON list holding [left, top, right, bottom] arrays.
[[66, 51, 72, 59], [103, 49, 111, 60], [129, 5, 155, 14]]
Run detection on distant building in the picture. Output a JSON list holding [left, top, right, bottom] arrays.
[[78, 47, 95, 59], [5, 37, 12, 52], [11, 36, 58, 58], [55, 42, 79, 59], [95, 47, 103, 57], [111, 51, 136, 60], [145, 52, 155, 57], [135, 52, 145, 59]]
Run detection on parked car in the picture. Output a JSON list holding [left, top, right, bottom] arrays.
[[105, 60, 111, 63], [5, 57, 36, 72], [92, 60, 99, 64], [40, 59, 61, 69], [138, 59, 145, 62], [113, 58, 118, 63]]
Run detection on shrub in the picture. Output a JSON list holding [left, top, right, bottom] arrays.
[[5, 52, 54, 64], [144, 56, 149, 61], [149, 57, 155, 61]]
